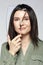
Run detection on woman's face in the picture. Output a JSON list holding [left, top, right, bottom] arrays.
[[13, 10, 31, 35]]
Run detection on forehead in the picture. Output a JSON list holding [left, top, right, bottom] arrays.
[[14, 10, 29, 18]]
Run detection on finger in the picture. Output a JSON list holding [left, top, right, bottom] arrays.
[[16, 38, 21, 43], [7, 35, 11, 45], [12, 37, 21, 45], [16, 45, 21, 51], [12, 34, 22, 41], [15, 42, 21, 47]]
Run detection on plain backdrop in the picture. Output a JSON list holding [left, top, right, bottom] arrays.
[[0, 0, 43, 53]]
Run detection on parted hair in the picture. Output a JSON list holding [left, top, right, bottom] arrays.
[[7, 4, 39, 50]]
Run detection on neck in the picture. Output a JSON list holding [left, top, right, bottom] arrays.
[[21, 34, 31, 55], [21, 34, 31, 47]]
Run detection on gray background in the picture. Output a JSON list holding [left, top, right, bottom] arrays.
[[0, 0, 43, 53]]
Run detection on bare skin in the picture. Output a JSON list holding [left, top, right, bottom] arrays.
[[7, 34, 22, 56], [7, 10, 31, 56]]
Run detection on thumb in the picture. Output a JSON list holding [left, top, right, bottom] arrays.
[[7, 35, 11, 45]]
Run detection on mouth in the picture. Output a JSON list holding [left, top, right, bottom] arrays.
[[19, 27, 26, 30]]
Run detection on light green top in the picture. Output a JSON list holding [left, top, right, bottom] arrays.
[[0, 40, 43, 65]]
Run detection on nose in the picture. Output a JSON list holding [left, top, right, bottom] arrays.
[[20, 20, 24, 26]]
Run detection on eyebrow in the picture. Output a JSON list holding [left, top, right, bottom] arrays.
[[23, 16, 29, 18], [14, 12, 29, 20], [14, 16, 29, 18], [22, 12, 26, 21], [14, 17, 20, 19]]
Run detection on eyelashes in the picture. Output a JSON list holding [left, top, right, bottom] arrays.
[[14, 18, 29, 21], [14, 18, 19, 21], [23, 18, 29, 20]]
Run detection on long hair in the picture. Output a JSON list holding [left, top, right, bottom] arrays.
[[7, 4, 39, 50]]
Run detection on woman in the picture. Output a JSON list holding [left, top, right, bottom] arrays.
[[0, 4, 43, 65]]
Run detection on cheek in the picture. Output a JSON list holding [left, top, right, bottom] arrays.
[[26, 21, 31, 28], [13, 21, 19, 29], [26, 21, 31, 32]]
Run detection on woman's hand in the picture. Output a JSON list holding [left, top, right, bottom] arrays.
[[7, 34, 22, 56]]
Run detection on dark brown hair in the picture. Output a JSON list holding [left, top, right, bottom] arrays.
[[7, 4, 39, 50]]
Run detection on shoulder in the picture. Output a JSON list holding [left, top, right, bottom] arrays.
[[38, 39, 43, 48], [1, 42, 17, 65], [1, 42, 8, 50], [2, 42, 7, 47], [31, 40, 43, 62], [1, 42, 9, 55], [33, 39, 43, 55]]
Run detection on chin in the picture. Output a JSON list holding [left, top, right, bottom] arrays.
[[18, 31, 29, 35], [16, 29, 30, 35]]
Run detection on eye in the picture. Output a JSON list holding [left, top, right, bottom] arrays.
[[14, 18, 20, 21], [24, 18, 29, 20], [14, 18, 19, 21]]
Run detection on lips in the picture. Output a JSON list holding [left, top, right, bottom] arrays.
[[21, 27, 25, 29], [19, 27, 26, 30]]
